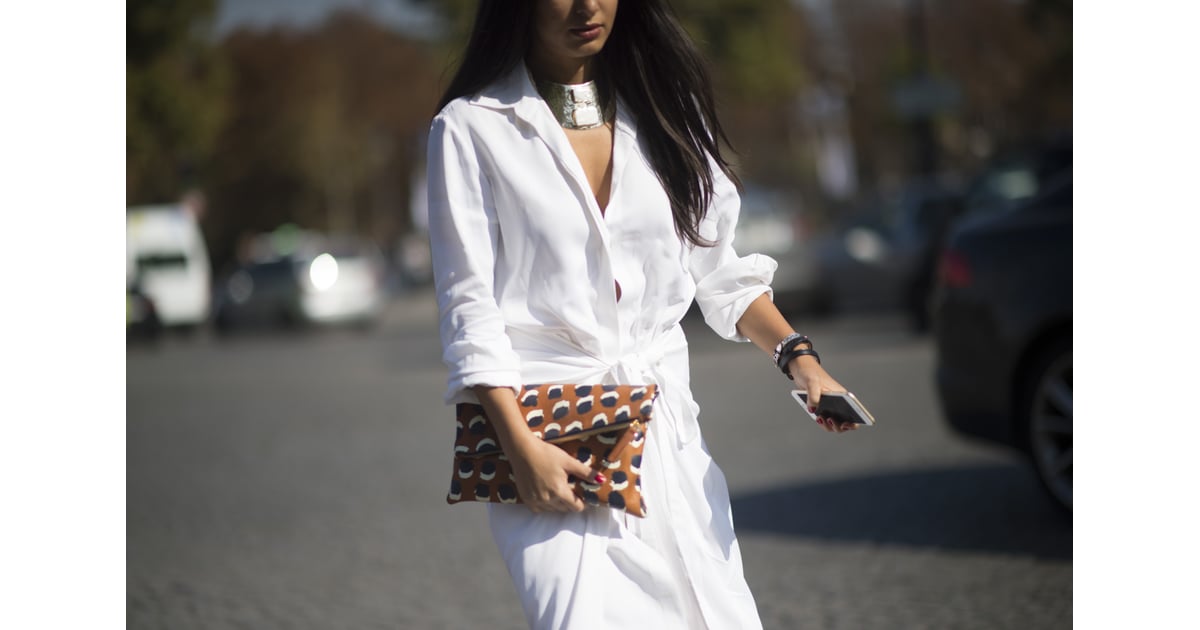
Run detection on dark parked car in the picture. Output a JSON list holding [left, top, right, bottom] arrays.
[[809, 178, 965, 329], [213, 232, 386, 333], [959, 135, 1072, 220], [931, 169, 1072, 511], [213, 257, 306, 332]]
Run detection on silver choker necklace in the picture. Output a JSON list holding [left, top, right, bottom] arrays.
[[535, 78, 614, 130]]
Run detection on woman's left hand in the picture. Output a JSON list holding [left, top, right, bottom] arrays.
[[732, 294, 861, 434], [789, 355, 858, 434]]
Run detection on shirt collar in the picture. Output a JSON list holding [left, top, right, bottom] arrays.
[[468, 62, 543, 125]]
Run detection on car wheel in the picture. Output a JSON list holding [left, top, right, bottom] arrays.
[[1023, 338, 1072, 511]]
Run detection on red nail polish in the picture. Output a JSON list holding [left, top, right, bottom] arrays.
[[594, 473, 606, 484]]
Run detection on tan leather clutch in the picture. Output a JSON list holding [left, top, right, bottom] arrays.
[[447, 383, 659, 517]]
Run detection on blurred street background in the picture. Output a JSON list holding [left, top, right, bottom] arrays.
[[127, 0, 1072, 628]]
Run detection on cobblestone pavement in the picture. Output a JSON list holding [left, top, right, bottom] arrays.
[[128, 290, 1071, 629]]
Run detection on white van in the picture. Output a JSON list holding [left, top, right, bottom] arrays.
[[126, 204, 212, 328]]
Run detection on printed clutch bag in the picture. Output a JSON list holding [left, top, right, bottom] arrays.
[[447, 383, 659, 517]]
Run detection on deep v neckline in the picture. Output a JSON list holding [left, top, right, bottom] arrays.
[[554, 104, 626, 301], [562, 123, 616, 217], [524, 68, 626, 230], [566, 122, 620, 300]]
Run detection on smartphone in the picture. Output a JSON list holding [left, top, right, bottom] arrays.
[[791, 390, 876, 426]]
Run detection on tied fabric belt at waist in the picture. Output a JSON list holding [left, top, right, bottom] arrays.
[[504, 325, 701, 446]]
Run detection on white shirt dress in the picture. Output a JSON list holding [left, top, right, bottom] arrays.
[[427, 64, 777, 630]]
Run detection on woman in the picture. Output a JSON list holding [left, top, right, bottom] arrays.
[[427, 1, 857, 627]]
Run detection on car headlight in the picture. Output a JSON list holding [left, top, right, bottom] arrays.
[[309, 253, 339, 291]]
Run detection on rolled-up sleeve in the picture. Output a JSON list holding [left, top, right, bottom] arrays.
[[687, 161, 778, 342], [427, 110, 523, 404]]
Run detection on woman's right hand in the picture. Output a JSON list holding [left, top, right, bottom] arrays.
[[471, 385, 599, 514], [508, 435, 598, 514]]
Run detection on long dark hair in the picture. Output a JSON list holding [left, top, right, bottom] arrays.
[[435, 0, 740, 248]]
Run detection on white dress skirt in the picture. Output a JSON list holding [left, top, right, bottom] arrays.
[[486, 326, 764, 629], [427, 63, 775, 630]]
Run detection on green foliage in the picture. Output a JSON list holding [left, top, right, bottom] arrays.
[[675, 0, 807, 100], [126, 0, 229, 205]]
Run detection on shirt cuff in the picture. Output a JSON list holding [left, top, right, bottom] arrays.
[[444, 370, 523, 405], [694, 253, 778, 341]]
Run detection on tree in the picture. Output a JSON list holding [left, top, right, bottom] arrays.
[[127, 0, 228, 205], [201, 12, 441, 272]]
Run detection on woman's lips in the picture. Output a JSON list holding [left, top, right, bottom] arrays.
[[570, 24, 603, 41]]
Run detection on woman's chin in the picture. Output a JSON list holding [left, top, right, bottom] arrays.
[[564, 37, 609, 58]]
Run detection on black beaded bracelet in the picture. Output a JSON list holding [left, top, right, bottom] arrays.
[[780, 348, 821, 380]]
